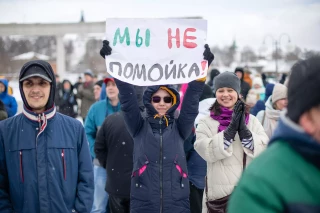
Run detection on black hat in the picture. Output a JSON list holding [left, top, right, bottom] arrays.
[[235, 67, 244, 74], [213, 71, 241, 95], [287, 56, 320, 123], [20, 65, 52, 82], [95, 80, 103, 87]]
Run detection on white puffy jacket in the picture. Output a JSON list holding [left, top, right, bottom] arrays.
[[194, 114, 269, 213]]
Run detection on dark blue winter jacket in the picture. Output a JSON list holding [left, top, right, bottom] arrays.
[[0, 79, 17, 117], [0, 106, 94, 213], [115, 79, 204, 213]]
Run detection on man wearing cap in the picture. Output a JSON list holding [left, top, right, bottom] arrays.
[[0, 60, 94, 213], [228, 56, 320, 212], [85, 77, 120, 213], [76, 70, 95, 122]]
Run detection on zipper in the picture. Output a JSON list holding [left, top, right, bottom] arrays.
[[159, 119, 163, 213], [19, 151, 24, 182], [62, 149, 66, 180]]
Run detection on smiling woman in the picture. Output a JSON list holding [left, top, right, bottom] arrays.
[[194, 71, 269, 212]]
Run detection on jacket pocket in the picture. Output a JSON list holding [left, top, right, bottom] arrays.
[[19, 151, 24, 183], [130, 155, 150, 201], [47, 143, 75, 182], [61, 149, 66, 180], [171, 155, 189, 200]]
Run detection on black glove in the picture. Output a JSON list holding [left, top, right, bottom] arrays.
[[224, 101, 243, 141], [99, 40, 112, 59], [238, 102, 252, 140], [203, 44, 214, 67]]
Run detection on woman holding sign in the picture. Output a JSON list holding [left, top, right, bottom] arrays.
[[194, 72, 268, 213], [100, 40, 213, 213]]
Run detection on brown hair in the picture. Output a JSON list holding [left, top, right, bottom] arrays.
[[209, 97, 250, 116]]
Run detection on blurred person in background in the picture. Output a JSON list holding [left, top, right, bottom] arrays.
[[207, 68, 220, 95], [234, 67, 250, 101], [76, 70, 95, 122], [57, 80, 78, 118], [228, 55, 320, 213], [246, 76, 266, 107], [250, 83, 275, 116], [261, 73, 269, 87], [94, 80, 103, 101], [85, 77, 120, 213], [0, 99, 8, 120], [256, 83, 287, 138], [74, 76, 83, 93], [243, 70, 252, 88], [0, 78, 17, 117]]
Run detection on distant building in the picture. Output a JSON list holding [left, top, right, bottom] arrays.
[[11, 52, 57, 76]]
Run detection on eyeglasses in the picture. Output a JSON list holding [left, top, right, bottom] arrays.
[[152, 96, 172, 103]]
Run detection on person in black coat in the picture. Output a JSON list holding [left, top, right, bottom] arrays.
[[235, 67, 251, 100], [57, 80, 78, 118], [95, 112, 133, 213]]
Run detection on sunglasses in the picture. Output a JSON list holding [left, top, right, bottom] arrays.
[[152, 96, 172, 103]]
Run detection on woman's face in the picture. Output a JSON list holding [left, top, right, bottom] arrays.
[[216, 87, 238, 109], [275, 98, 288, 110], [151, 89, 173, 116]]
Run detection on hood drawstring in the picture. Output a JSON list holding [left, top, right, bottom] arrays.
[[154, 114, 169, 127]]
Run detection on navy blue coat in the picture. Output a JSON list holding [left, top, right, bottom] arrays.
[[0, 106, 94, 213], [115, 79, 204, 213]]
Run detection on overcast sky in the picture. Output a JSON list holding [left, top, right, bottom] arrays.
[[0, 0, 320, 52]]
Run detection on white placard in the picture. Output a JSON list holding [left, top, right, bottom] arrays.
[[105, 18, 208, 86]]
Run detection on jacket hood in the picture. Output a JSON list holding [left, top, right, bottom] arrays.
[[269, 113, 320, 169], [143, 85, 180, 118], [0, 78, 8, 96], [19, 60, 56, 111]]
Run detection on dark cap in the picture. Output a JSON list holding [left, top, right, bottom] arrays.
[[95, 80, 103, 87], [20, 65, 52, 83]]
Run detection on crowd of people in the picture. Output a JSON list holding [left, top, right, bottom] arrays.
[[0, 40, 319, 213]]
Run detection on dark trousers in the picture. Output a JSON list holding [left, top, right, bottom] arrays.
[[190, 182, 204, 213], [108, 195, 130, 213]]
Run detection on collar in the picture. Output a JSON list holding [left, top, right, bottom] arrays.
[[22, 105, 56, 121]]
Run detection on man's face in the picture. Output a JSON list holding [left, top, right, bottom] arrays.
[[106, 81, 119, 100], [235, 71, 243, 79], [0, 82, 5, 93], [84, 75, 93, 82], [22, 77, 51, 113]]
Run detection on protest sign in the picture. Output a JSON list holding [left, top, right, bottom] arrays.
[[105, 18, 207, 86]]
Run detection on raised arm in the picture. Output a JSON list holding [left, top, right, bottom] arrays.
[[114, 78, 143, 137], [177, 80, 204, 140]]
